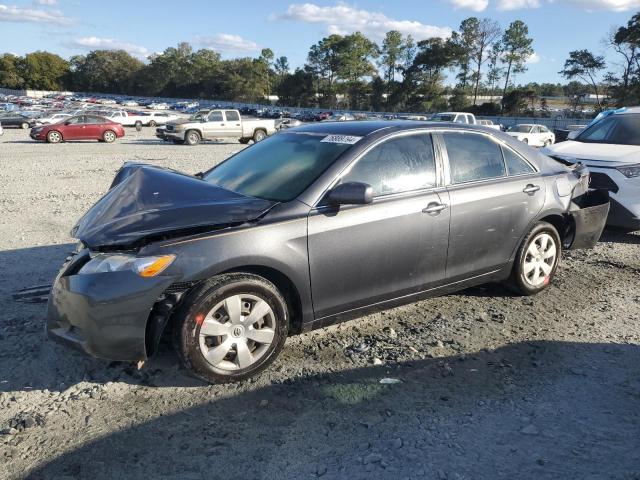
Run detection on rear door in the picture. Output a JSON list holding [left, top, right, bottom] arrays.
[[224, 110, 243, 138], [308, 131, 450, 319], [439, 131, 545, 280]]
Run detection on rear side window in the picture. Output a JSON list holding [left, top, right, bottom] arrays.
[[502, 146, 535, 176], [225, 111, 240, 121], [342, 133, 437, 196], [443, 132, 506, 183]]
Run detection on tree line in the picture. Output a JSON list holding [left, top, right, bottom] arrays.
[[2, 12, 640, 115]]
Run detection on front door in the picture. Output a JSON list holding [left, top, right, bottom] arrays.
[[308, 132, 450, 319], [202, 110, 226, 139], [62, 115, 88, 140], [440, 131, 545, 280]]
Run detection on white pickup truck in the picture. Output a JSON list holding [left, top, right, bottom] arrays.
[[157, 109, 278, 145], [106, 110, 180, 128], [430, 112, 502, 131]]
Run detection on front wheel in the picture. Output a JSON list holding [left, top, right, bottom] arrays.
[[173, 273, 289, 383], [148, 120, 157, 127], [46, 130, 62, 143], [21, 122, 29, 130], [508, 221, 561, 295], [184, 130, 201, 146]]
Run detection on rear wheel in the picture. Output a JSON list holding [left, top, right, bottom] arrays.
[[174, 273, 289, 383], [21, 122, 29, 130], [185, 130, 201, 146], [46, 130, 62, 143], [102, 130, 116, 143], [252, 129, 266, 143], [508, 221, 561, 295], [522, 137, 529, 145], [148, 120, 157, 127]]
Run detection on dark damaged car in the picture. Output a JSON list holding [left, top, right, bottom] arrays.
[[47, 121, 610, 383]]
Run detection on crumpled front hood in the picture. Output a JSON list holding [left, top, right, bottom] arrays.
[[73, 164, 276, 249], [544, 140, 640, 167]]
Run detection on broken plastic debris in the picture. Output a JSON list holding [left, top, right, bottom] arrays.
[[379, 378, 401, 385]]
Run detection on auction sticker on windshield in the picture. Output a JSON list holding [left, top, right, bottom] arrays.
[[321, 135, 362, 144]]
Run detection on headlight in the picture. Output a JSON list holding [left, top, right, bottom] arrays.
[[616, 164, 640, 178], [78, 254, 176, 277]]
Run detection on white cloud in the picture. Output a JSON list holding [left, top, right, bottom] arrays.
[[68, 37, 150, 58], [526, 52, 541, 64], [496, 0, 541, 10], [193, 33, 260, 53], [0, 3, 70, 24], [555, 0, 640, 11], [34, 0, 57, 5], [277, 3, 452, 40], [448, 0, 489, 11]]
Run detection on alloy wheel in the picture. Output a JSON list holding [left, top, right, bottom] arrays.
[[47, 131, 61, 143], [523, 233, 557, 287], [103, 131, 116, 142], [198, 294, 276, 371]]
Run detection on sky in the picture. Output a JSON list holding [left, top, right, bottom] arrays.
[[1, 0, 640, 84]]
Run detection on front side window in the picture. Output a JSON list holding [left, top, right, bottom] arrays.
[[204, 132, 354, 202], [341, 133, 437, 196], [66, 116, 85, 125], [84, 116, 106, 124], [443, 132, 506, 184], [209, 111, 223, 122]]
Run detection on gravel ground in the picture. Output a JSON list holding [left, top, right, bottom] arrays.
[[0, 127, 639, 480]]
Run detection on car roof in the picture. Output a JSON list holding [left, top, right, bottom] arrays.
[[289, 120, 494, 137]]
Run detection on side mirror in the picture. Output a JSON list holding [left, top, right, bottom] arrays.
[[327, 182, 373, 206]]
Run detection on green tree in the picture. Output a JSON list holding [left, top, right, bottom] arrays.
[[469, 18, 501, 105], [0, 54, 24, 89], [259, 48, 274, 96], [379, 30, 403, 93], [500, 20, 534, 107], [560, 49, 606, 107], [18, 51, 69, 90], [70, 50, 143, 93]]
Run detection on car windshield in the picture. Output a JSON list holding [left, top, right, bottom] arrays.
[[509, 125, 533, 133], [203, 132, 355, 202], [430, 114, 455, 122], [576, 113, 640, 145]]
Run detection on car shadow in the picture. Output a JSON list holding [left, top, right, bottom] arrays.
[[600, 227, 640, 245], [20, 340, 640, 480]]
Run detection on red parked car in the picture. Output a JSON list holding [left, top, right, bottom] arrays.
[[30, 115, 125, 143]]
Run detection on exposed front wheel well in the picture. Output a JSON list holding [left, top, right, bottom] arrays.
[[145, 266, 304, 358]]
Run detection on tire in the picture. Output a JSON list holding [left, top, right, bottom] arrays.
[[102, 130, 117, 143], [46, 130, 62, 144], [508, 221, 562, 296], [173, 273, 289, 383], [239, 138, 251, 144], [21, 122, 29, 130], [252, 129, 266, 143], [135, 121, 142, 131], [148, 120, 157, 127], [185, 130, 201, 146], [522, 137, 529, 145]]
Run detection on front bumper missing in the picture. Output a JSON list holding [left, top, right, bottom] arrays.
[[46, 251, 177, 361]]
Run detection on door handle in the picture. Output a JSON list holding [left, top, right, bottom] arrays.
[[523, 184, 540, 195], [422, 202, 447, 214]]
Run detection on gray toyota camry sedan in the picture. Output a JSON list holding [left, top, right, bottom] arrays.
[[47, 121, 609, 383]]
